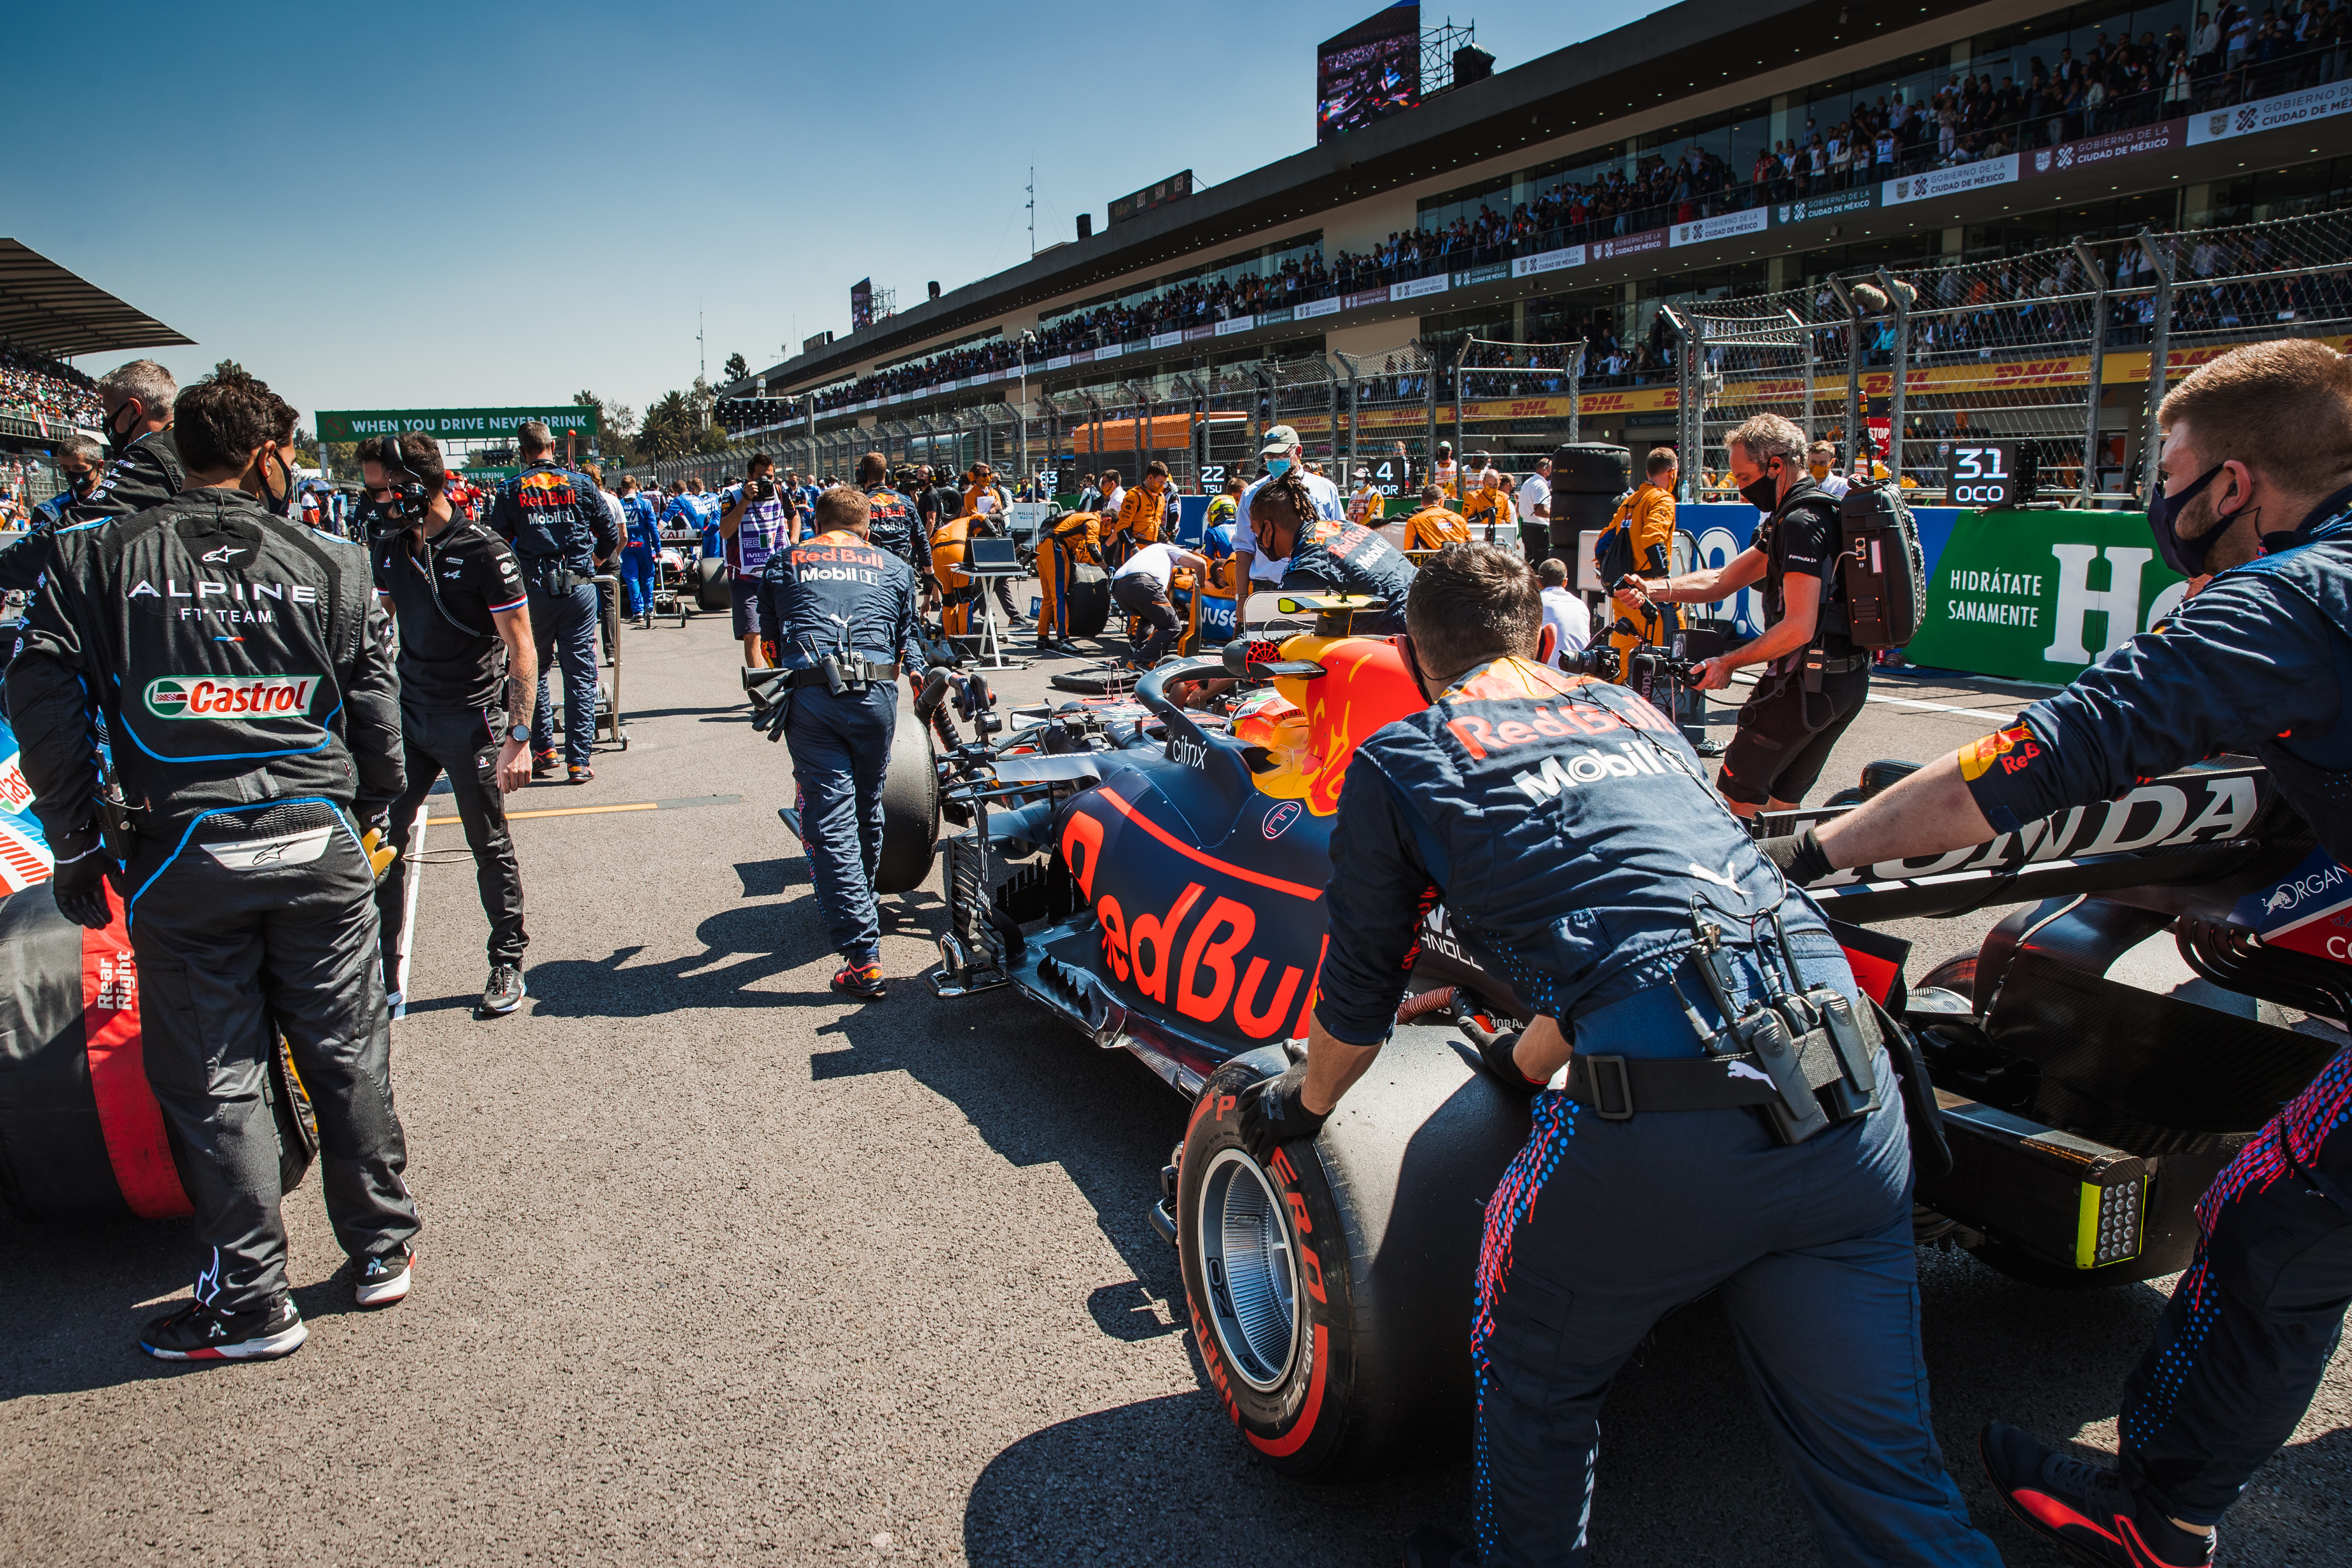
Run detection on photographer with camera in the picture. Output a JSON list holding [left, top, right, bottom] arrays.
[[7, 368, 423, 1358], [490, 421, 617, 785], [364, 432, 537, 1019], [1614, 413, 1869, 817], [720, 452, 794, 671], [1240, 543, 1997, 1568]]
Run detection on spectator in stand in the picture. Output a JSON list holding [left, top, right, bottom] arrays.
[[1536, 557, 1591, 667]]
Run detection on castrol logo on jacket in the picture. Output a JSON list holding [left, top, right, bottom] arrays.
[[143, 674, 321, 720]]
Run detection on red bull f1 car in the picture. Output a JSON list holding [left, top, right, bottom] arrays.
[[878, 598, 2352, 1481]]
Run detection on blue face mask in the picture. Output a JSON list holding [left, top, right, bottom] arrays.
[[1266, 457, 1293, 478]]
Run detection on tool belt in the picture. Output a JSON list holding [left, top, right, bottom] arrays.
[[789, 655, 896, 691], [1561, 907, 1885, 1144], [521, 556, 592, 592]]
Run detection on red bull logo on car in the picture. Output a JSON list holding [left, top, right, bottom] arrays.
[[143, 675, 321, 720]]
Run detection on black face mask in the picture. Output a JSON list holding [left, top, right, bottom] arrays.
[[256, 452, 296, 517], [2146, 460, 2233, 576], [106, 402, 141, 459], [1740, 465, 1781, 514]]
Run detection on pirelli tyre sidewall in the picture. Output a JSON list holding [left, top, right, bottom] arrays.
[[1178, 1057, 1356, 1479], [875, 712, 941, 894]]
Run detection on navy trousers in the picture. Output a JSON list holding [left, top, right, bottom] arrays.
[[1472, 949, 1998, 1568], [528, 574, 600, 769], [2119, 1046, 2352, 1525], [785, 683, 897, 965]]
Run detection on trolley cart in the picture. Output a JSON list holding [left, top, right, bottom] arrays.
[[591, 572, 629, 751]]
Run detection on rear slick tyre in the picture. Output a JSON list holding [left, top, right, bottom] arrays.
[[1176, 1035, 1530, 1481]]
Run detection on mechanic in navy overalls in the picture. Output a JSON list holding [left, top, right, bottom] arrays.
[[756, 483, 926, 1000], [1783, 340, 2352, 1568], [1240, 544, 2000, 1568], [1246, 468, 1417, 635], [487, 422, 617, 785]]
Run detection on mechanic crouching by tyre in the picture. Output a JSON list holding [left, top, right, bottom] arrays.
[[1769, 339, 2352, 1568], [1615, 412, 1867, 815], [365, 431, 538, 1019], [489, 420, 617, 786], [1239, 543, 1999, 1568], [5, 368, 422, 1360], [754, 482, 926, 1001]]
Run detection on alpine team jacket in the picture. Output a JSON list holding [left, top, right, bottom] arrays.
[[69, 429, 187, 526], [6, 488, 404, 856], [1282, 517, 1417, 604], [1968, 489, 2352, 864], [489, 460, 619, 572], [1317, 656, 1837, 1045], [756, 528, 924, 671]]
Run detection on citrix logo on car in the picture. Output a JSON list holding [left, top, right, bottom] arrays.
[[143, 675, 321, 719]]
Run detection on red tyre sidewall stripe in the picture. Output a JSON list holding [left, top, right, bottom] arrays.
[[1244, 1321, 1329, 1457], [82, 895, 193, 1219]]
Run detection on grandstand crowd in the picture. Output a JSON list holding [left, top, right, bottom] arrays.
[[788, 1, 2350, 419], [1, 348, 103, 430]]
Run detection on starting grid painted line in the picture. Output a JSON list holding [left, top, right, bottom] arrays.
[[427, 793, 741, 828]]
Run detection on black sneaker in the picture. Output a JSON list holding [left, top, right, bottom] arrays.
[[1980, 1421, 2216, 1567], [140, 1297, 308, 1362], [530, 748, 560, 778], [355, 1247, 414, 1308], [830, 961, 886, 999], [483, 963, 526, 1015]]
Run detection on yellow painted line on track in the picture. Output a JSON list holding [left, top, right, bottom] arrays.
[[426, 793, 740, 827]]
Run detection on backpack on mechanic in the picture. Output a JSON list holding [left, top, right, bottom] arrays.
[[1834, 473, 1926, 649]]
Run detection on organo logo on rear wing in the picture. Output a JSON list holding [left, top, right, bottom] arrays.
[[1760, 759, 2275, 922]]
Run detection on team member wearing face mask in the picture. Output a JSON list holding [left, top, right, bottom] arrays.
[[1616, 413, 1867, 817], [1231, 424, 1346, 636], [69, 358, 187, 526], [1105, 460, 1171, 570], [1765, 340, 2352, 1568], [7, 368, 419, 1361], [0, 434, 109, 592]]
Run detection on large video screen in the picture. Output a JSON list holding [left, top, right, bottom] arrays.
[[1318, 3, 1421, 145]]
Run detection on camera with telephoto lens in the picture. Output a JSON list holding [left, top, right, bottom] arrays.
[[1571, 621, 1703, 688]]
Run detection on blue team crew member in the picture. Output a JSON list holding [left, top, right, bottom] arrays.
[[1783, 339, 2352, 1568], [488, 420, 618, 785], [617, 474, 661, 622], [757, 482, 927, 1000], [1246, 468, 1417, 635], [1241, 546, 1999, 1568], [661, 478, 717, 557]]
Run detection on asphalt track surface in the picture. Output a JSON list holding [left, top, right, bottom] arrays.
[[4, 588, 2348, 1567]]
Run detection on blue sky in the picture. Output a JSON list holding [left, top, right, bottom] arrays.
[[3, 0, 1658, 431]]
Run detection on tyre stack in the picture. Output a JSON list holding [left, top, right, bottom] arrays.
[[1544, 443, 1633, 573]]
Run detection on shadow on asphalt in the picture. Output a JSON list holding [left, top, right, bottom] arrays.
[[0, 1217, 205, 1397]]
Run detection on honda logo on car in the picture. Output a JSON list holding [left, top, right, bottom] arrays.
[[144, 675, 321, 719]]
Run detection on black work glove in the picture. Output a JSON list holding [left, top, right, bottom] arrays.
[[1460, 1017, 1543, 1095], [1761, 825, 1835, 887], [48, 843, 113, 930], [1236, 1061, 1328, 1163]]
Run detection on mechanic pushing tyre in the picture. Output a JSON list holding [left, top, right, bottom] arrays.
[[1178, 1038, 1529, 1480]]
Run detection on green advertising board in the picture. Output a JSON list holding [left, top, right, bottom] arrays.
[[1904, 508, 2186, 684], [314, 406, 598, 444]]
